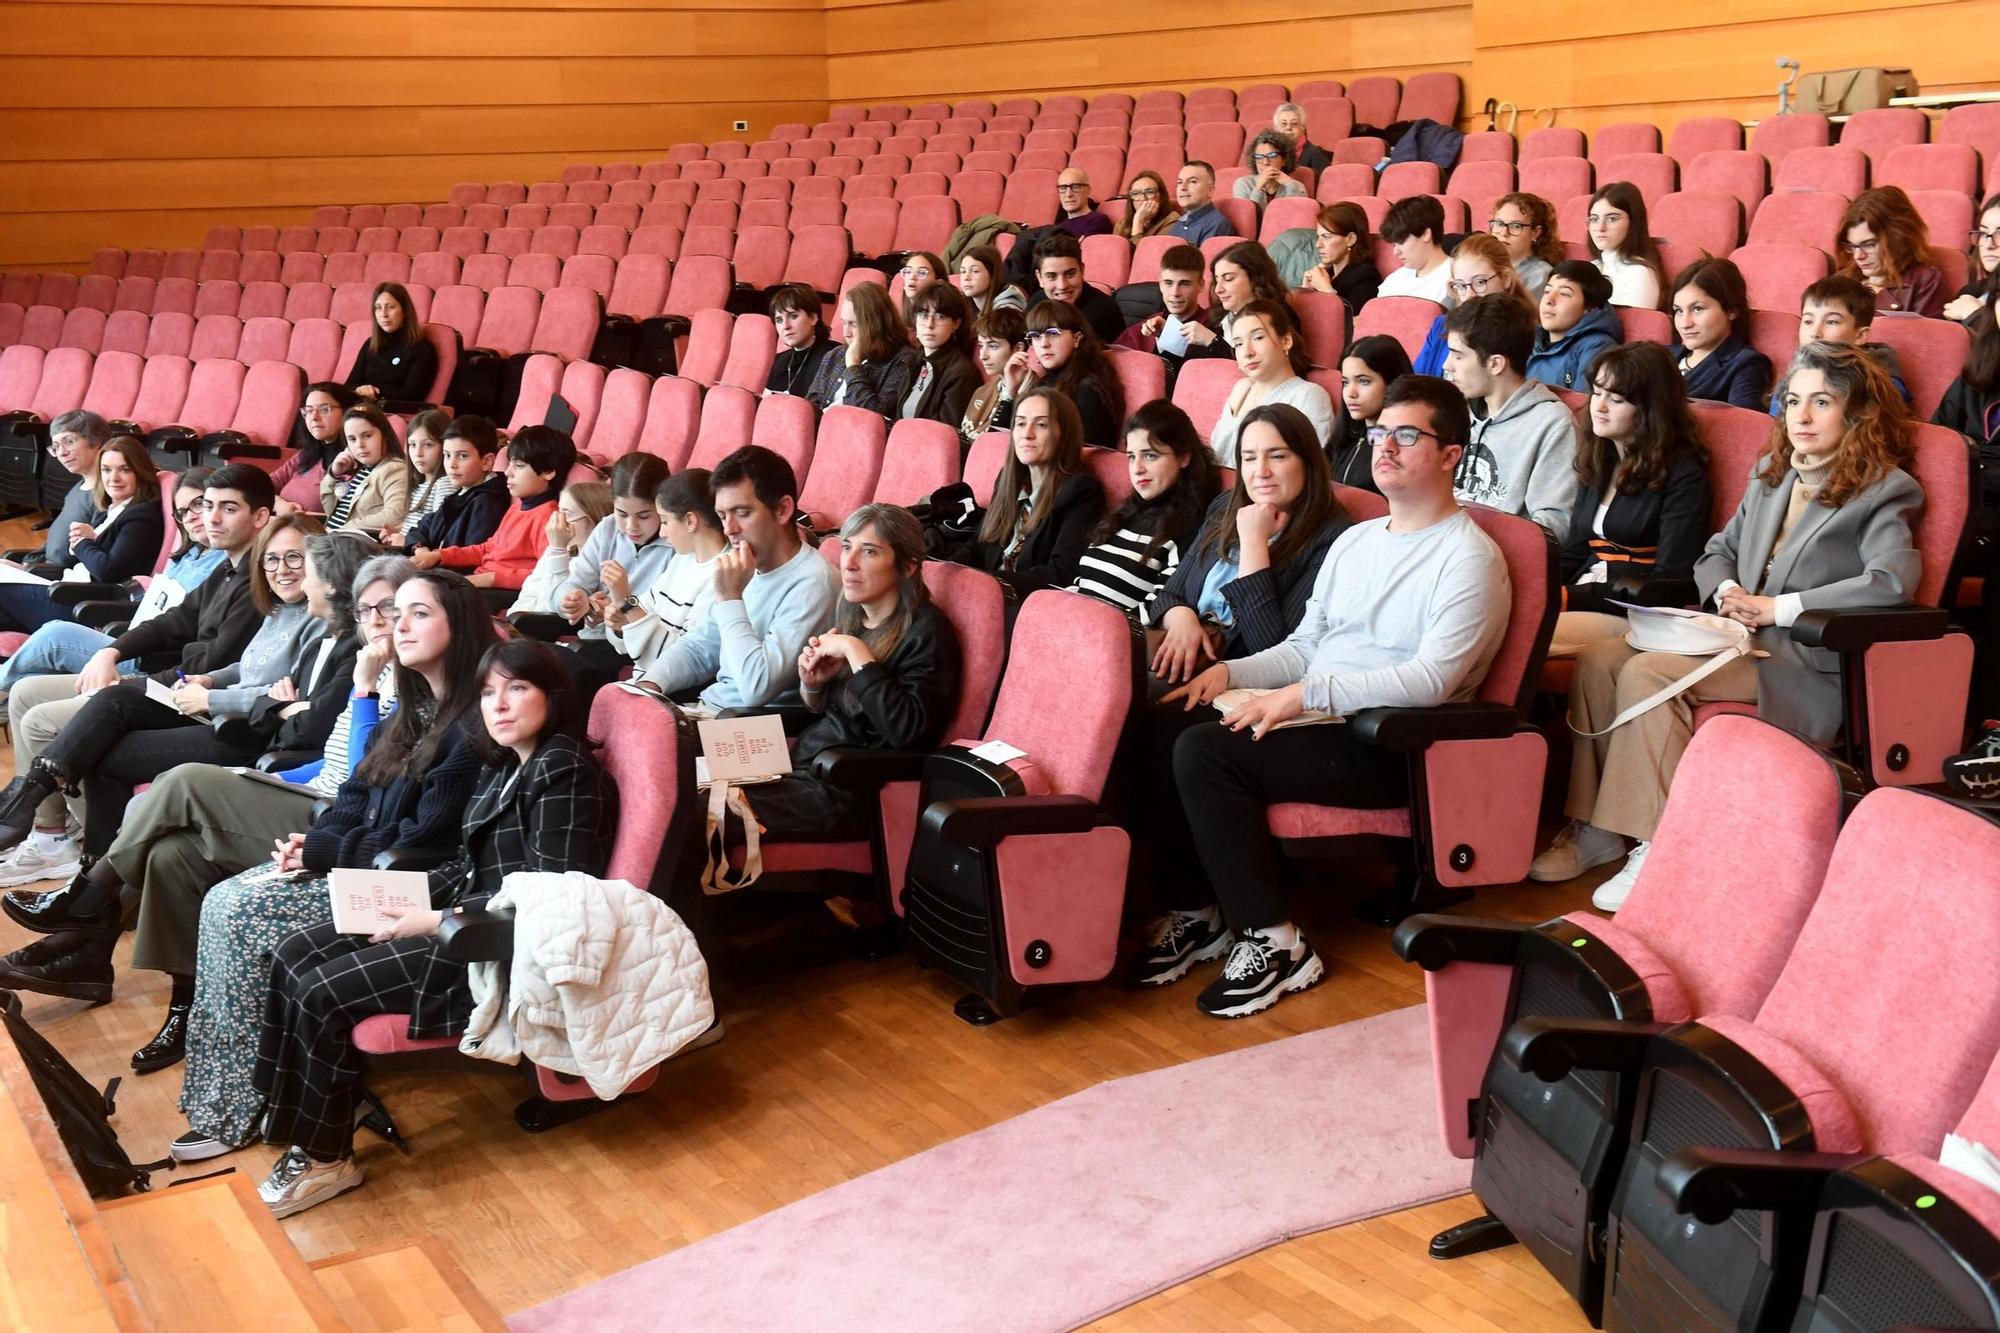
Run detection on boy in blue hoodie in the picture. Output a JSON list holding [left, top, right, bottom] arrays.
[[1526, 261, 1624, 391]]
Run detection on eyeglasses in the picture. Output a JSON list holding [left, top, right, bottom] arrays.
[[1447, 273, 1501, 297], [173, 504, 200, 519], [260, 550, 307, 571], [1056, 183, 1089, 193], [1127, 187, 1161, 201], [1251, 151, 1284, 163], [898, 266, 933, 279], [1028, 327, 1071, 341], [1841, 237, 1881, 256], [1366, 424, 1445, 451], [354, 598, 398, 623], [1973, 228, 2000, 246], [1488, 218, 1532, 235], [300, 403, 340, 418]]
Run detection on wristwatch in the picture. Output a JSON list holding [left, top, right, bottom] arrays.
[[621, 595, 641, 612]]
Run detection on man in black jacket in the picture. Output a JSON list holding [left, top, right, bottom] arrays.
[[1031, 233, 1129, 344]]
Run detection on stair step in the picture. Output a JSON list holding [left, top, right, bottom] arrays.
[[96, 1171, 343, 1331], [310, 1237, 506, 1332]]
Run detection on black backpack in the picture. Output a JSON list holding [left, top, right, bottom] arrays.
[[1, 990, 152, 1197]]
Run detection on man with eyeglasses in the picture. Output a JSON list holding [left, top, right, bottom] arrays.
[[25, 411, 110, 568], [1442, 294, 1580, 540], [1141, 375, 1510, 1018], [1053, 167, 1112, 238], [1167, 161, 1237, 246]]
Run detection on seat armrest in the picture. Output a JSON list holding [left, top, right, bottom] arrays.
[[923, 794, 1109, 848], [1789, 606, 1950, 652], [255, 748, 319, 774], [214, 441, 281, 461], [1391, 914, 1533, 970], [72, 603, 133, 631], [48, 581, 140, 608], [506, 611, 577, 642], [1351, 703, 1523, 750], [1609, 573, 1700, 608], [1660, 1147, 1868, 1226], [810, 746, 932, 792], [439, 907, 515, 961], [372, 844, 458, 872], [1502, 1015, 1673, 1081], [0, 547, 42, 564]]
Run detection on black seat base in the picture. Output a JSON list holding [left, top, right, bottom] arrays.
[[1431, 1212, 1517, 1260]]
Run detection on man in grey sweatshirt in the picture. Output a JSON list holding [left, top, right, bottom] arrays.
[[1443, 294, 1581, 542]]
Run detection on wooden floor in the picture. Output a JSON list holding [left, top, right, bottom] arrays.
[[0, 515, 1602, 1330]]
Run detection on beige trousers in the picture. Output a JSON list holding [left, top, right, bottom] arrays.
[[1547, 610, 1630, 660], [9, 673, 89, 828]]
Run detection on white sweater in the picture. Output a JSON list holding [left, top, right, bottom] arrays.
[[1596, 251, 1661, 310]]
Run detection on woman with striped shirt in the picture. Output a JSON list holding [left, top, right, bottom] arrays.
[[1070, 402, 1222, 618]]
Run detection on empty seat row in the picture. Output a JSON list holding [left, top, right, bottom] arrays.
[[0, 344, 303, 447]]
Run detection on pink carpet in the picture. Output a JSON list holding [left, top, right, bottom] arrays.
[[510, 1004, 1467, 1332]]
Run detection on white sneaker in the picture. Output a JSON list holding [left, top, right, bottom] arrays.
[[1529, 821, 1627, 883], [258, 1146, 363, 1218], [0, 836, 82, 888], [1591, 842, 1652, 913]]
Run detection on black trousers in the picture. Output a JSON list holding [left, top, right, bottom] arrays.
[[0, 583, 69, 634], [1162, 712, 1407, 932]]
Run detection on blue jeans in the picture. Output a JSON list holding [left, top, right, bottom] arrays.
[[0, 620, 138, 690]]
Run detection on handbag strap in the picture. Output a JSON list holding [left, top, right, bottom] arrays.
[[700, 779, 764, 895], [1570, 639, 1758, 738]]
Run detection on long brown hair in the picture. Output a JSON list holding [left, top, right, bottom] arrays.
[[1586, 182, 1665, 291], [89, 435, 161, 510], [366, 282, 423, 357], [247, 512, 325, 616], [1194, 403, 1342, 568], [1760, 340, 1916, 508], [843, 282, 911, 364], [979, 388, 1087, 545], [354, 570, 499, 786], [1576, 343, 1706, 495], [1494, 191, 1565, 267], [1021, 299, 1125, 426], [1114, 170, 1179, 239], [1837, 186, 1934, 292], [1231, 298, 1312, 379], [833, 503, 930, 663]]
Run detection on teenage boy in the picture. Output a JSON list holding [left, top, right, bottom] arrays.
[[0, 464, 273, 898], [1167, 162, 1237, 246], [1376, 196, 1452, 303], [34, 411, 110, 566], [401, 416, 507, 552], [639, 446, 838, 713], [413, 425, 572, 589], [1135, 376, 1511, 1017], [1116, 244, 1211, 377], [1443, 294, 1580, 541], [1526, 260, 1624, 390], [1055, 167, 1112, 238], [1033, 233, 1127, 344], [1770, 276, 1913, 416]]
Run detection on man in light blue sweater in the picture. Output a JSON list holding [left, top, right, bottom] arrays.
[[1136, 376, 1513, 1019], [639, 446, 838, 713]]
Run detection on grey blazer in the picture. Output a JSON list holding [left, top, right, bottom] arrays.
[[1693, 458, 1923, 744]]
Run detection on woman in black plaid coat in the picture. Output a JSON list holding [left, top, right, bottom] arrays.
[[251, 639, 614, 1218]]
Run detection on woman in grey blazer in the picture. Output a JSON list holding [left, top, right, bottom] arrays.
[[1537, 342, 1923, 909]]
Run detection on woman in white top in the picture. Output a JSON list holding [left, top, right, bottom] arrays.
[[1587, 182, 1666, 311], [608, 467, 726, 672], [1375, 195, 1452, 303], [1206, 299, 1337, 467]]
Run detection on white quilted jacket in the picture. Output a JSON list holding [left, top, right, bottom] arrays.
[[459, 870, 715, 1098]]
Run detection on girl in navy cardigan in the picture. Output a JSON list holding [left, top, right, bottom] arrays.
[[1669, 258, 1772, 411]]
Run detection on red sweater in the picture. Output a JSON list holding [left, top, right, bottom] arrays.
[[437, 494, 554, 590]]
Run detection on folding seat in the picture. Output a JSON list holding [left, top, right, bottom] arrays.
[[592, 201, 640, 231], [100, 309, 148, 356], [349, 226, 392, 256], [467, 285, 540, 359], [1210, 196, 1258, 245], [927, 129, 976, 158], [682, 196, 736, 232], [310, 226, 355, 257], [566, 181, 610, 207], [0, 345, 44, 414], [560, 164, 599, 185], [1311, 161, 1378, 206], [680, 226, 735, 264], [504, 353, 569, 438], [1128, 120, 1182, 148], [794, 405, 884, 530], [201, 225, 242, 252], [1064, 234, 1126, 294], [145, 278, 196, 323], [997, 168, 1059, 228], [748, 139, 790, 164], [79, 349, 143, 422], [676, 383, 757, 472], [120, 353, 192, 433], [196, 250, 240, 284], [1075, 126, 1125, 152], [436, 227, 480, 263], [424, 285, 485, 361], [1685, 150, 1770, 227], [1374, 161, 1443, 206], [1586, 121, 1660, 165], [407, 251, 460, 291], [311, 205, 348, 228], [524, 182, 563, 208], [66, 276, 110, 315], [1617, 305, 1673, 347], [236, 315, 290, 365], [832, 197, 893, 259], [627, 224, 681, 262], [1665, 116, 1744, 172], [1012, 148, 1065, 175], [599, 252, 671, 328], [377, 203, 418, 230], [1650, 190, 1744, 257], [0, 300, 20, 347], [721, 158, 771, 185], [144, 312, 195, 359], [1103, 347, 1167, 415], [837, 268, 886, 311], [282, 282, 333, 322], [814, 156, 862, 179], [626, 256, 732, 376], [860, 153, 911, 181], [1024, 128, 1073, 155], [893, 171, 950, 203], [1354, 294, 1444, 365], [17, 306, 62, 350], [1749, 112, 1832, 174], [667, 307, 732, 390], [362, 252, 411, 286], [1747, 190, 1847, 250], [957, 147, 1012, 175], [573, 224, 626, 262], [524, 226, 575, 260], [524, 286, 599, 362], [1174, 119, 1241, 174], [1879, 141, 1979, 196], [629, 374, 700, 469], [741, 176, 792, 207], [284, 318, 343, 383], [457, 251, 508, 292], [767, 156, 813, 182], [241, 226, 280, 253], [1910, 187, 1975, 260], [1516, 157, 1592, 207], [782, 225, 850, 303], [1514, 125, 1581, 165], [126, 252, 173, 282], [385, 225, 433, 258], [1166, 358, 1243, 444], [841, 175, 895, 207], [1332, 135, 1388, 168], [421, 203, 464, 230], [155, 248, 200, 282], [88, 248, 127, 279], [1874, 313, 1972, 421], [283, 249, 329, 285], [1283, 289, 1348, 371], [1729, 242, 1830, 312], [157, 356, 245, 449], [637, 160, 680, 183], [403, 282, 434, 323], [1766, 144, 1867, 203], [558, 254, 614, 300], [271, 226, 313, 256], [331, 281, 374, 328], [605, 178, 653, 211], [1596, 152, 1677, 209], [1841, 106, 1930, 172], [506, 253, 561, 293], [705, 312, 774, 394]]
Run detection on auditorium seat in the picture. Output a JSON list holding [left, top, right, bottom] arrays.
[[1651, 190, 1744, 256], [124, 354, 192, 432], [145, 312, 196, 359], [1879, 142, 1980, 196], [235, 315, 289, 365], [872, 419, 960, 505], [798, 406, 885, 530], [1518, 157, 1592, 206], [80, 350, 143, 422], [101, 310, 148, 356], [1332, 136, 1386, 167], [1441, 161, 1515, 224], [196, 251, 239, 284], [1287, 290, 1349, 370], [1598, 153, 1677, 206], [1666, 117, 1746, 170], [282, 283, 333, 323], [116, 277, 159, 315], [1397, 72, 1461, 126], [18, 306, 62, 351], [635, 374, 701, 468], [1750, 112, 1831, 171], [1729, 242, 1830, 313], [506, 254, 561, 293], [1746, 190, 1847, 249], [1521, 127, 1585, 162], [1588, 122, 1661, 165], [1872, 312, 1970, 420], [1772, 145, 1867, 199], [1686, 150, 1772, 227], [237, 279, 284, 320], [1346, 77, 1401, 130], [1840, 106, 1929, 172], [1354, 295, 1443, 365], [1376, 162, 1440, 204], [287, 319, 344, 383], [0, 345, 45, 413], [1000, 169, 1060, 227], [717, 313, 776, 392]]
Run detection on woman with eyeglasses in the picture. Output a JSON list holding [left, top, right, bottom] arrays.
[[1836, 186, 1947, 318], [1411, 233, 1535, 376], [0, 436, 165, 633], [902, 281, 982, 428], [1233, 131, 1308, 212], [1489, 192, 1565, 301], [1298, 202, 1382, 314], [1670, 257, 1772, 410], [1115, 170, 1182, 240], [806, 282, 923, 424], [271, 383, 360, 517], [1587, 182, 1667, 311], [1943, 194, 2000, 325], [895, 251, 949, 326], [166, 569, 495, 1163], [1328, 335, 1416, 491], [6, 541, 389, 1077], [997, 299, 1127, 447]]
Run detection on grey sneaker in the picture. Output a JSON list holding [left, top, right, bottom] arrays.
[[1529, 821, 1628, 883], [258, 1146, 362, 1218]]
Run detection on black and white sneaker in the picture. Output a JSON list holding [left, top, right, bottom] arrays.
[[1195, 929, 1326, 1019], [1945, 721, 2000, 800], [168, 1128, 241, 1163], [1128, 910, 1233, 987]]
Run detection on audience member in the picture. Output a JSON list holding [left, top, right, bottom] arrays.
[[767, 283, 842, 398], [1489, 192, 1564, 301], [1670, 257, 1773, 410], [1183, 242, 1292, 363], [1298, 202, 1382, 313], [510, 482, 609, 619], [1443, 294, 1581, 539], [1115, 243, 1210, 376], [0, 437, 162, 633], [1837, 185, 1947, 318], [1526, 260, 1622, 390], [960, 306, 1029, 448], [1933, 285, 2000, 546], [1114, 170, 1181, 240], [1235, 131, 1308, 211], [556, 453, 673, 659], [607, 469, 726, 673], [1328, 334, 1414, 491], [1271, 104, 1330, 174], [1167, 162, 1236, 245], [1546, 342, 1919, 911], [1546, 343, 1709, 659], [413, 425, 573, 590], [1071, 401, 1222, 616], [272, 383, 360, 516], [1587, 182, 1665, 310], [404, 416, 506, 555], [1055, 167, 1112, 237], [896, 251, 948, 324], [1207, 299, 1337, 466], [807, 283, 923, 421], [343, 283, 437, 407], [956, 246, 1025, 317], [321, 404, 411, 535], [252, 638, 611, 1216], [1943, 193, 2000, 323], [1135, 380, 1508, 1016], [32, 411, 109, 563], [1414, 232, 1534, 375], [999, 299, 1126, 447], [1377, 195, 1452, 303], [1775, 276, 1911, 416], [1028, 232, 1126, 344], [946, 388, 1106, 594], [903, 281, 982, 427], [385, 409, 454, 547]]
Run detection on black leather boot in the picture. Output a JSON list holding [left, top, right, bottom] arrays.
[[0, 930, 113, 1004], [0, 758, 67, 855], [2, 863, 114, 935], [131, 1003, 190, 1073]]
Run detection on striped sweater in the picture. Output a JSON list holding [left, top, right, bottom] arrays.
[[1071, 524, 1191, 620]]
